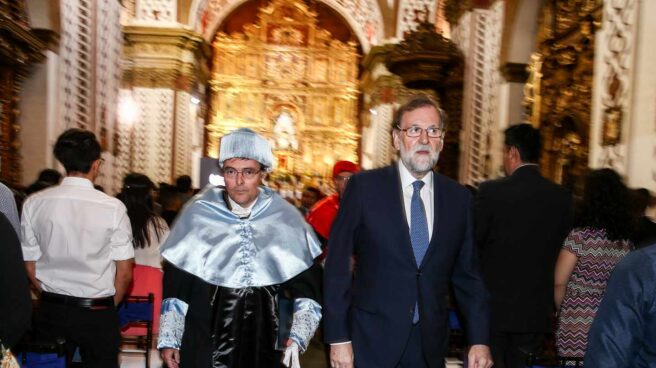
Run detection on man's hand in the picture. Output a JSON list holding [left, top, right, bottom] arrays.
[[282, 341, 300, 368], [330, 343, 354, 368], [25, 261, 41, 294], [468, 344, 493, 368], [161, 348, 180, 368]]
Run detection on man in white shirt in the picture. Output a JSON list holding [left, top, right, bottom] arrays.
[[21, 128, 134, 367]]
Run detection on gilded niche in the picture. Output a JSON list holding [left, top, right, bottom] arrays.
[[207, 0, 360, 180]]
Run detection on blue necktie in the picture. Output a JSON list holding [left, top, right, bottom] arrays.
[[410, 180, 429, 323]]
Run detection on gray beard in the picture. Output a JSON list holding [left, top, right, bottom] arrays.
[[400, 144, 439, 177]]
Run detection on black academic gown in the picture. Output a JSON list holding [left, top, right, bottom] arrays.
[[162, 261, 321, 368]]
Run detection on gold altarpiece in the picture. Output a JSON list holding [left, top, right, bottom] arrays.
[[206, 0, 360, 180], [524, 0, 602, 194]]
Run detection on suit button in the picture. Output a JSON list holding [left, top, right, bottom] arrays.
[[416, 271, 422, 277]]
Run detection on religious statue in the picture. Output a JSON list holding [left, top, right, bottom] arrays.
[[273, 109, 298, 150]]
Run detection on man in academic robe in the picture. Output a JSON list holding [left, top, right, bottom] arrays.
[[158, 128, 322, 368]]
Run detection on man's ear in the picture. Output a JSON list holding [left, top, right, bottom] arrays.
[[509, 146, 520, 162], [392, 130, 400, 150]]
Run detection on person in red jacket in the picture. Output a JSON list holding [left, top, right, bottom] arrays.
[[306, 160, 359, 259]]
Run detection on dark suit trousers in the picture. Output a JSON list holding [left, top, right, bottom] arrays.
[[395, 323, 431, 368], [490, 330, 544, 368], [35, 300, 120, 368]]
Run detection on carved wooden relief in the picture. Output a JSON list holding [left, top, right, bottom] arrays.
[[0, 0, 45, 186]]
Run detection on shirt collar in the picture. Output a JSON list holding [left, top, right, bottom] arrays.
[[61, 176, 94, 188], [228, 193, 258, 218], [511, 163, 539, 175], [398, 160, 433, 191]]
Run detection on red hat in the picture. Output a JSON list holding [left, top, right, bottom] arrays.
[[333, 160, 360, 177]]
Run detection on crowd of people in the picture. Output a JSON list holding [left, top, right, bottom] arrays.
[[2, 95, 656, 368]]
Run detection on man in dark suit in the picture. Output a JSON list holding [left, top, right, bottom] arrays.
[[475, 124, 573, 368], [584, 242, 656, 368], [324, 95, 493, 368]]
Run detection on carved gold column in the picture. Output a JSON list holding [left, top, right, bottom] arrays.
[[527, 1, 601, 194], [121, 25, 208, 185]]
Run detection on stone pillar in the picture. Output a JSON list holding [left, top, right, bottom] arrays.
[[450, 3, 505, 184], [119, 24, 208, 187]]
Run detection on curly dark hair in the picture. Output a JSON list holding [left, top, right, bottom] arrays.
[[576, 168, 634, 241]]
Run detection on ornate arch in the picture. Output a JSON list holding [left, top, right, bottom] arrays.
[[188, 0, 383, 53]]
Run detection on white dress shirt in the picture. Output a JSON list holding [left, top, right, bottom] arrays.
[[398, 160, 434, 240], [21, 177, 134, 298]]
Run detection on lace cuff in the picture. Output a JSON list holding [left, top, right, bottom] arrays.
[[289, 298, 322, 353], [157, 298, 189, 350]]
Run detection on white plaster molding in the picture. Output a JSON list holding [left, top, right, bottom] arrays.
[[188, 0, 384, 53], [396, 0, 437, 39], [135, 0, 177, 22], [590, 0, 639, 176]]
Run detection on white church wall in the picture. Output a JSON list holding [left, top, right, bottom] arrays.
[[20, 0, 123, 192], [132, 87, 175, 185], [625, 0, 656, 192], [19, 51, 60, 186], [452, 1, 504, 185]]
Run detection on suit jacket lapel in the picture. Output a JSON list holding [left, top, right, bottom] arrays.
[[390, 163, 417, 266], [420, 170, 441, 269]]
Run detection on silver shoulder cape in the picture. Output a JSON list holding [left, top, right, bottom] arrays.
[[160, 186, 322, 288]]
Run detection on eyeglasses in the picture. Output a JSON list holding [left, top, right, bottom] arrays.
[[223, 167, 261, 180], [396, 125, 444, 138], [334, 175, 352, 182]]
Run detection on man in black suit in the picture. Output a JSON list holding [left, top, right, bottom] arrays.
[[475, 124, 573, 368], [324, 95, 492, 368]]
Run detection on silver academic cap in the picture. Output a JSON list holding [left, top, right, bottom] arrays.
[[219, 128, 274, 172]]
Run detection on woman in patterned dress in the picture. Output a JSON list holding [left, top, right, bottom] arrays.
[[554, 168, 635, 358]]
